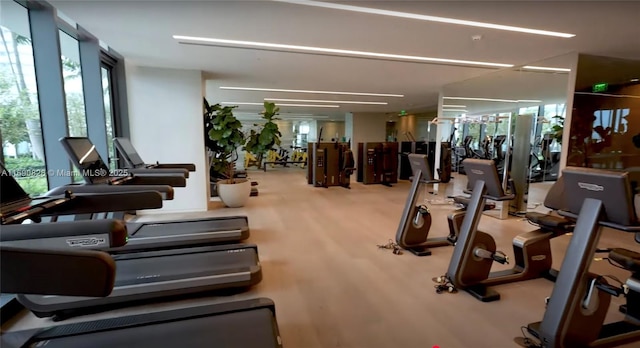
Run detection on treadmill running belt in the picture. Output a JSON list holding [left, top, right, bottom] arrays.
[[131, 217, 247, 239], [120, 216, 250, 251], [114, 248, 256, 286], [2, 299, 281, 348], [19, 246, 261, 317], [28, 309, 279, 348]]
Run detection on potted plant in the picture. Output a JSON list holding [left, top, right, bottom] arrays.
[[550, 115, 564, 144], [244, 101, 283, 168], [204, 98, 251, 208]]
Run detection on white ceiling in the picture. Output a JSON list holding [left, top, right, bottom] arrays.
[[442, 53, 576, 115], [51, 0, 640, 120]]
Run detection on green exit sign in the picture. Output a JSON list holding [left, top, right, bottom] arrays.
[[593, 83, 608, 93], [399, 110, 407, 116]]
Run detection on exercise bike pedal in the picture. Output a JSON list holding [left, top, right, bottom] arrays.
[[432, 276, 446, 284], [434, 282, 457, 294]]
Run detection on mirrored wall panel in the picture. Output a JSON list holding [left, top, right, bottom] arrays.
[[567, 54, 640, 170], [440, 53, 575, 213]]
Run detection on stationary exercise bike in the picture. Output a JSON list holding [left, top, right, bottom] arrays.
[[396, 154, 496, 256], [521, 167, 640, 348], [395, 154, 449, 256], [442, 159, 572, 302]]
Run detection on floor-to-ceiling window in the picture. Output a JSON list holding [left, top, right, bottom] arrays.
[[59, 30, 86, 137], [0, 1, 47, 196], [101, 65, 117, 168]]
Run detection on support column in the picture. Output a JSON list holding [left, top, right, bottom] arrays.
[[78, 26, 108, 161], [29, 3, 70, 188]]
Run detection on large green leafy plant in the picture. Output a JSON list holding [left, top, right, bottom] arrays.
[[244, 101, 282, 166], [204, 98, 245, 183], [550, 115, 564, 144]]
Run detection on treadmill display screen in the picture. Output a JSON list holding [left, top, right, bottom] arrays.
[[63, 138, 111, 183], [0, 162, 31, 212], [115, 138, 145, 167]]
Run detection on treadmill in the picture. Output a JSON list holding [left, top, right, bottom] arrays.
[[2, 163, 244, 252], [1, 163, 164, 226], [59, 136, 187, 187], [1, 227, 281, 348], [0, 170, 262, 321], [1, 299, 282, 348], [58, 137, 251, 248], [113, 136, 196, 175]]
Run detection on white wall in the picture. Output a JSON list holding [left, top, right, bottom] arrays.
[[307, 120, 318, 142], [274, 120, 296, 149], [395, 115, 418, 141], [125, 64, 208, 213], [350, 112, 388, 165], [317, 121, 345, 141]]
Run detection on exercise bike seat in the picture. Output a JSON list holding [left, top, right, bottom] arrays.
[[526, 212, 574, 233], [609, 248, 640, 273], [453, 195, 496, 211]]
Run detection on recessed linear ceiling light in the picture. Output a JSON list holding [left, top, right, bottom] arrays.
[[631, 78, 639, 82], [443, 109, 469, 113], [173, 35, 513, 68], [574, 92, 640, 99], [221, 86, 403, 97], [443, 97, 542, 103], [265, 98, 387, 105], [522, 66, 571, 72], [221, 102, 340, 108], [273, 0, 575, 38], [285, 116, 330, 119], [442, 104, 467, 108]]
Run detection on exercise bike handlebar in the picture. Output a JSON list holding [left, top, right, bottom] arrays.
[[473, 247, 509, 264]]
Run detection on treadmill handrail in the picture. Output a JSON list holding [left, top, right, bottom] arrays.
[[1, 219, 128, 249]]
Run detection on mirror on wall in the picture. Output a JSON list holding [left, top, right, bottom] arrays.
[[567, 54, 640, 171], [440, 52, 575, 214]]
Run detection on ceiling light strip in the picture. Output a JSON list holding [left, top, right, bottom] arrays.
[[174, 35, 513, 68], [442, 104, 467, 108], [274, 0, 575, 38], [220, 102, 340, 108], [574, 92, 640, 99], [265, 98, 387, 105], [443, 96, 542, 103], [221, 86, 403, 97], [522, 65, 571, 72]]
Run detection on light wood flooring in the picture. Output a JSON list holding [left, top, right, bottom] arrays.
[[4, 168, 639, 347]]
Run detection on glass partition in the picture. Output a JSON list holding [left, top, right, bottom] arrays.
[[441, 53, 575, 214]]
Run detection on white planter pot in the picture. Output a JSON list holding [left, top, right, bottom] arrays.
[[216, 179, 251, 208]]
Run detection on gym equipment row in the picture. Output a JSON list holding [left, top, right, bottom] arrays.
[[0, 160, 282, 347], [113, 136, 259, 199], [263, 146, 307, 172], [395, 154, 640, 347], [357, 142, 399, 186], [521, 168, 640, 347], [395, 155, 506, 256], [398, 141, 453, 184], [307, 141, 355, 189]]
